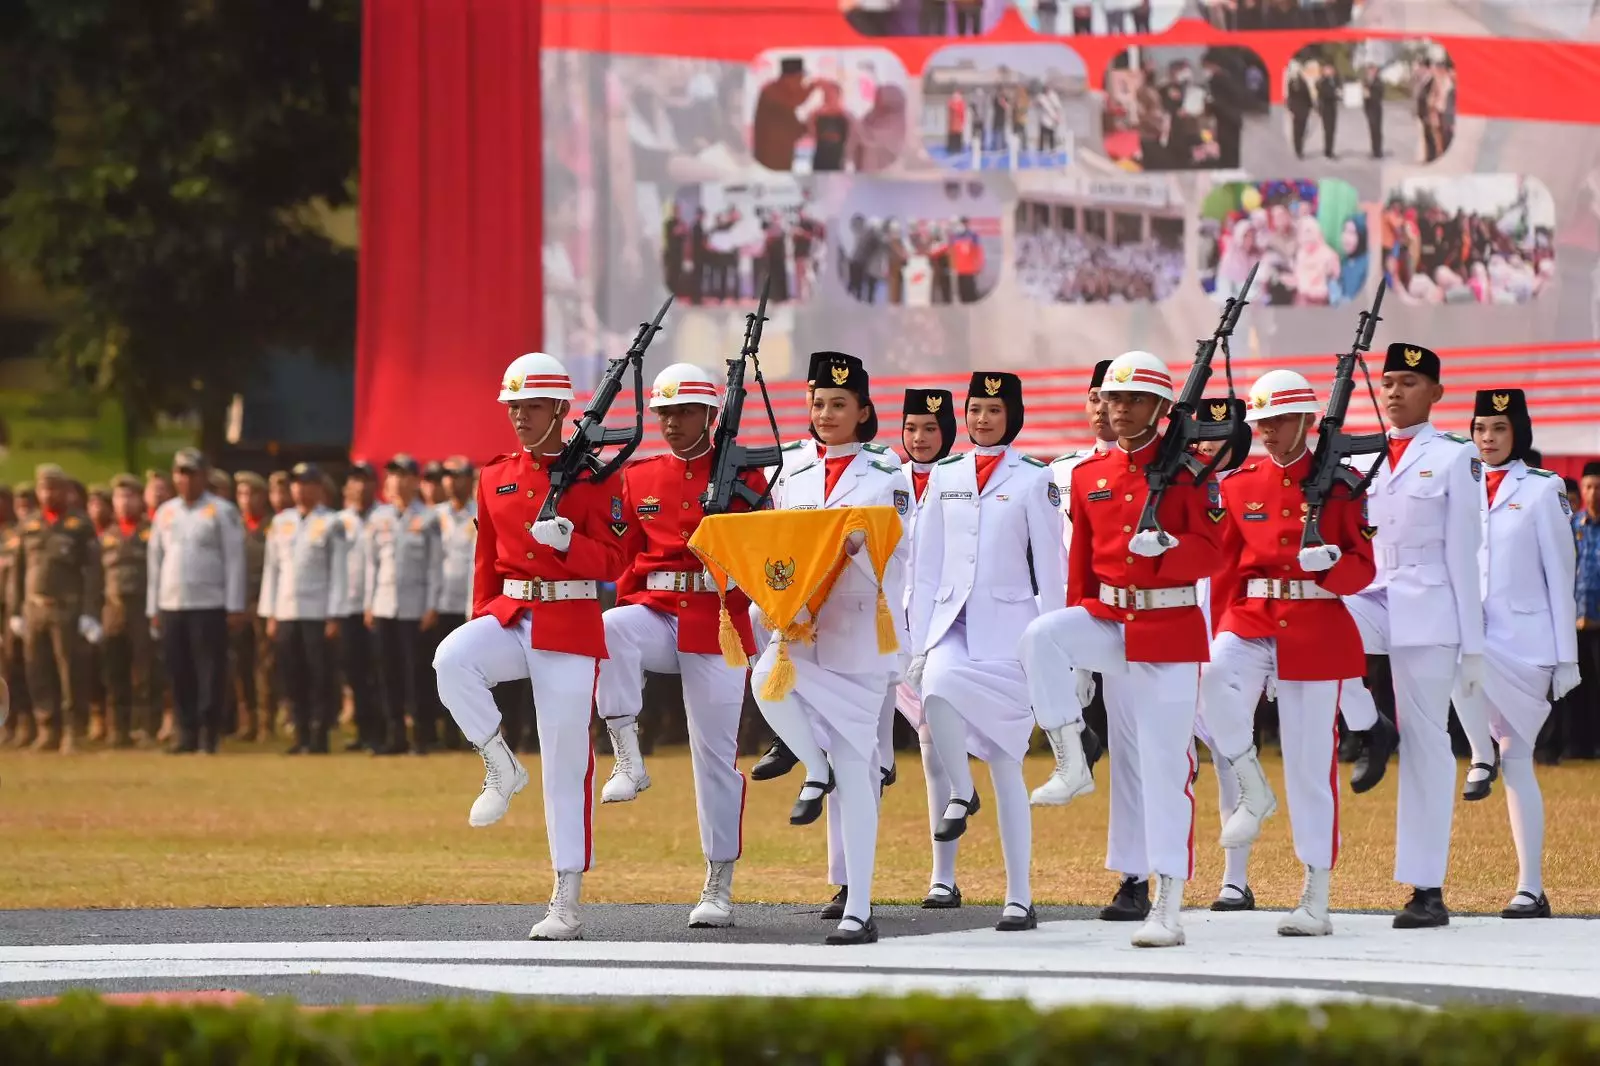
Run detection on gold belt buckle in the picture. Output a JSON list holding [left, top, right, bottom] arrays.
[[674, 572, 690, 593]]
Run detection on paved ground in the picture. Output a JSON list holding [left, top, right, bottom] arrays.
[[3, 904, 1597, 1012]]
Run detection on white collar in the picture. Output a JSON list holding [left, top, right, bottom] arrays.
[[821, 443, 863, 459], [1386, 421, 1430, 441], [910, 461, 933, 473]]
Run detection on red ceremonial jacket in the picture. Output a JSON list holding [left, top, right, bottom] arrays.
[[614, 451, 767, 656], [471, 449, 628, 659], [1210, 452, 1375, 681], [1067, 436, 1225, 663]]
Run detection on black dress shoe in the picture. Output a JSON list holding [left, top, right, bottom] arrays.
[[751, 738, 799, 781], [881, 763, 896, 789], [1462, 759, 1498, 801], [344, 739, 369, 752], [1337, 730, 1363, 764], [790, 768, 836, 825], [1393, 886, 1450, 929], [1210, 885, 1255, 912], [1083, 724, 1106, 774], [824, 915, 878, 945], [921, 883, 961, 909], [373, 739, 410, 756], [285, 744, 309, 755], [1352, 713, 1399, 794], [821, 885, 848, 921], [995, 903, 1038, 932], [1100, 876, 1151, 922], [1502, 891, 1552, 919], [933, 791, 980, 842]]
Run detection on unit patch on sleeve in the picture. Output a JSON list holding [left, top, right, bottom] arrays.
[[1205, 479, 1226, 523], [609, 496, 627, 537], [1047, 483, 1061, 509], [1470, 458, 1482, 482], [893, 489, 909, 516]]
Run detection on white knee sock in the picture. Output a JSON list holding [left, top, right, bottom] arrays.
[[989, 757, 1032, 908], [831, 750, 879, 923], [1213, 754, 1250, 890], [923, 696, 974, 821], [920, 734, 959, 887], [1455, 700, 1498, 778], [759, 695, 829, 799], [1501, 753, 1544, 896]]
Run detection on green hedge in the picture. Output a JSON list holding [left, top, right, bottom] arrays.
[[3, 994, 1598, 1064]]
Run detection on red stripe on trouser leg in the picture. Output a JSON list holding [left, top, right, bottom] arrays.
[[583, 662, 598, 873], [1185, 664, 1199, 882], [735, 770, 747, 861], [1329, 681, 1342, 870]]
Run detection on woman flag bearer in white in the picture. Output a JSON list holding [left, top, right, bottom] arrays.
[[898, 387, 965, 909], [907, 372, 1066, 932], [753, 352, 911, 945], [1455, 389, 1577, 919]]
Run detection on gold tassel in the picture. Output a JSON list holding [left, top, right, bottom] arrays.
[[875, 587, 898, 655], [759, 638, 797, 702], [717, 603, 747, 669], [757, 610, 776, 633]]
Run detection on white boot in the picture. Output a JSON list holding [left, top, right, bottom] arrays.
[[1031, 723, 1094, 806], [529, 871, 585, 940], [601, 721, 651, 804], [1219, 747, 1278, 848], [688, 860, 735, 928], [469, 732, 529, 827], [1132, 874, 1186, 947], [1278, 865, 1333, 937]]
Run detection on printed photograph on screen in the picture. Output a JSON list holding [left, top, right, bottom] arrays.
[[1198, 179, 1369, 307], [834, 179, 1004, 306], [842, 0, 1007, 37], [748, 49, 910, 175], [1013, 175, 1185, 304], [663, 178, 826, 307], [1283, 39, 1454, 163], [1382, 175, 1555, 306], [920, 44, 1090, 172], [1197, 0, 1363, 30], [1014, 0, 1183, 36], [1100, 46, 1270, 173]]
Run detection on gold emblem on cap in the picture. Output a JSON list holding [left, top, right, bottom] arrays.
[[925, 396, 943, 413], [764, 557, 796, 591], [506, 375, 522, 392], [983, 376, 1002, 396], [830, 364, 849, 386], [1113, 364, 1133, 383], [659, 381, 679, 399], [1250, 392, 1269, 409], [1492, 392, 1510, 413], [1403, 347, 1422, 367], [1212, 402, 1230, 419]]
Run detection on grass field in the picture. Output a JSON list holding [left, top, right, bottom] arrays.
[[2, 744, 1598, 914]]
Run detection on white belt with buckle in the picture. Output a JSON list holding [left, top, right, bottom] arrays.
[[1099, 584, 1197, 611], [501, 578, 598, 603], [1245, 578, 1336, 601], [645, 569, 718, 594]]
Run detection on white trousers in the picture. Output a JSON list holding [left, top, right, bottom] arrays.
[[1020, 606, 1198, 880], [595, 604, 747, 863], [434, 614, 597, 874], [1346, 590, 1460, 888], [1201, 633, 1342, 869]]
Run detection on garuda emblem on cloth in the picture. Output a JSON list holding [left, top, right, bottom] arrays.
[[765, 557, 796, 591]]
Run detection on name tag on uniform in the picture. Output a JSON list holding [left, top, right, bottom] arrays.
[[1243, 513, 1267, 522], [792, 504, 817, 510], [1087, 489, 1113, 502], [1418, 470, 1433, 478], [496, 483, 517, 495], [940, 491, 973, 501]]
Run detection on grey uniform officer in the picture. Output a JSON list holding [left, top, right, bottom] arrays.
[[428, 455, 477, 750], [337, 461, 380, 751], [148, 447, 247, 754], [363, 453, 443, 754], [259, 462, 348, 754]]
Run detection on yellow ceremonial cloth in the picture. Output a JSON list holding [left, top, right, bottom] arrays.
[[688, 507, 902, 699]]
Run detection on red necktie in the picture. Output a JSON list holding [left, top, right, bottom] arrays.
[[823, 455, 852, 500], [1386, 436, 1411, 470], [912, 469, 930, 502], [974, 453, 1003, 493], [1486, 469, 1508, 506]]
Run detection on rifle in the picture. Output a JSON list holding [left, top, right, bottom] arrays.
[[701, 276, 784, 515], [536, 294, 673, 522], [1134, 262, 1258, 542], [1300, 279, 1388, 550]]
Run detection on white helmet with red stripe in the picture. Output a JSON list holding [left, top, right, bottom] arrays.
[[649, 362, 721, 409], [1097, 351, 1175, 402], [1245, 369, 1320, 422], [498, 352, 574, 403]]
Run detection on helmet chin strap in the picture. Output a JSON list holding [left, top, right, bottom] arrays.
[[672, 419, 713, 461], [521, 400, 567, 453]]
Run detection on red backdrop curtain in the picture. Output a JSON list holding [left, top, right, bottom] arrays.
[[354, 0, 542, 465]]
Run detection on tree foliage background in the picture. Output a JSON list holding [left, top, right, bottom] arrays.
[[0, 0, 361, 455]]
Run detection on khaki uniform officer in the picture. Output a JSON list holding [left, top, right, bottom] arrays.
[[100, 474, 156, 746], [233, 471, 277, 739], [0, 486, 32, 748], [10, 464, 103, 752], [83, 484, 113, 741]]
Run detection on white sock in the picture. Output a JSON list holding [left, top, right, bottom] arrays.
[[989, 756, 1032, 908], [832, 749, 878, 923], [920, 733, 959, 887], [757, 693, 829, 793], [1501, 752, 1544, 897], [924, 696, 974, 819], [1454, 695, 1497, 775]]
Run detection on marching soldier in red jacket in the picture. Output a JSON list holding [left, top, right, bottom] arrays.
[[595, 362, 767, 930], [432, 351, 628, 942], [1019, 350, 1226, 949], [1200, 369, 1376, 938]]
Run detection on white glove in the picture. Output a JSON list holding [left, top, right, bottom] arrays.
[[1128, 530, 1175, 557], [1264, 676, 1278, 702], [1553, 662, 1582, 701], [1457, 653, 1485, 700], [530, 518, 574, 552], [78, 615, 102, 645], [906, 654, 926, 692], [1296, 544, 1341, 572], [7, 617, 21, 639], [845, 529, 866, 556], [1074, 667, 1097, 709]]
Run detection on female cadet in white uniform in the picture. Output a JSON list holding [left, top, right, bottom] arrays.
[[752, 352, 912, 945], [898, 387, 964, 908], [907, 372, 1067, 931], [1454, 388, 1578, 919]]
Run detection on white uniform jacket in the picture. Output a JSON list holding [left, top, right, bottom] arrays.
[[769, 442, 911, 677], [910, 446, 1066, 662], [1049, 440, 1108, 581], [1480, 461, 1578, 667], [1363, 424, 1485, 653]]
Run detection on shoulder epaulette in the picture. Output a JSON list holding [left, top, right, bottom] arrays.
[[781, 440, 806, 452], [1020, 455, 1047, 468], [869, 460, 898, 475], [1051, 450, 1086, 464], [1441, 432, 1470, 444], [484, 452, 518, 468], [863, 442, 889, 455], [1528, 467, 1556, 478], [936, 454, 965, 466]]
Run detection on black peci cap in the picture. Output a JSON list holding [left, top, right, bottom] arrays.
[[1383, 342, 1441, 382]]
